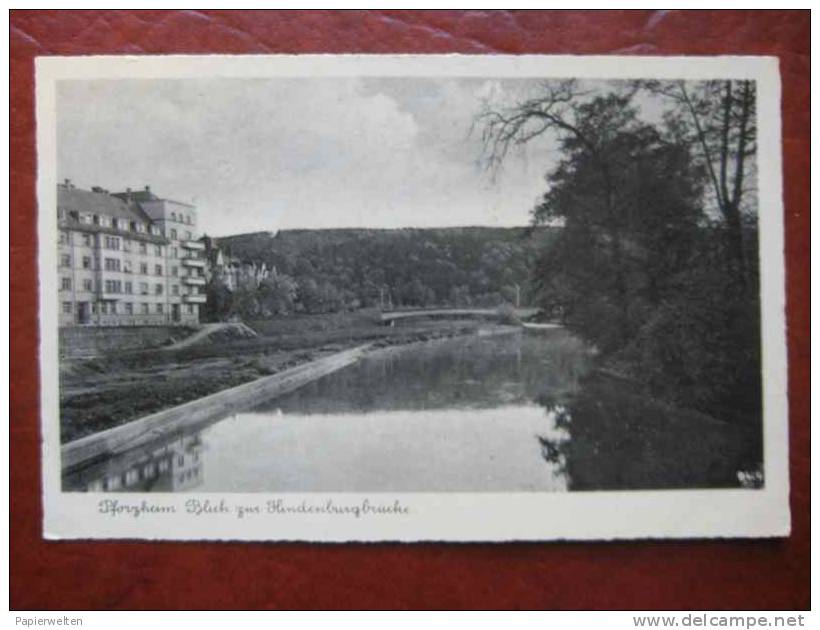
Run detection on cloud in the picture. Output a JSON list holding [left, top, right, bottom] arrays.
[[57, 77, 555, 235]]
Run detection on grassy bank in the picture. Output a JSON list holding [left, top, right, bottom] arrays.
[[59, 315, 494, 443]]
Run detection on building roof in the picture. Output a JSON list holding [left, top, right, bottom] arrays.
[[57, 184, 169, 245], [112, 188, 195, 208], [58, 184, 153, 224]]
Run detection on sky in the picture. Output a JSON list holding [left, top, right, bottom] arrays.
[[56, 77, 653, 236]]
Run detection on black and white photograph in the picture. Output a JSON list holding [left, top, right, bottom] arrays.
[[37, 55, 789, 541]]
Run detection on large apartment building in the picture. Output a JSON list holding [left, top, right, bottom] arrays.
[[57, 181, 207, 327]]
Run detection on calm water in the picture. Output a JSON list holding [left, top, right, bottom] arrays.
[[64, 330, 763, 493]]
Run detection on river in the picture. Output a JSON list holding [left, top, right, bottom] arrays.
[[63, 329, 763, 493]]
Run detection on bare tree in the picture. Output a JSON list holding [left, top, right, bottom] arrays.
[[474, 80, 646, 338], [640, 79, 757, 283]]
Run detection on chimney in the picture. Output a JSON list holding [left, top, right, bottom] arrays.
[[63, 178, 71, 188], [145, 185, 151, 192], [126, 187, 132, 193]]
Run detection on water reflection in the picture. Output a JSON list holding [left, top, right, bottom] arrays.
[[64, 433, 205, 492], [254, 331, 588, 415], [535, 384, 763, 490], [63, 329, 761, 493]]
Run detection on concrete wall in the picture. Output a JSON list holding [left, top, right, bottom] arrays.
[[59, 325, 195, 358], [62, 344, 371, 471]]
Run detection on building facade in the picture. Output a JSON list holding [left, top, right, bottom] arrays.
[[57, 181, 207, 327]]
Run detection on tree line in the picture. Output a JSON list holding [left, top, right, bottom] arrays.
[[478, 78, 760, 425], [202, 226, 557, 320]]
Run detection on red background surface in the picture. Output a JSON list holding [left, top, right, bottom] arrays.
[[10, 10, 810, 610]]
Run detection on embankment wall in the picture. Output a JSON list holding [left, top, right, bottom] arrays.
[[59, 326, 195, 358]]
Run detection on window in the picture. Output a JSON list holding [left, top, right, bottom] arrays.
[[155, 284, 163, 295], [187, 304, 195, 315], [60, 254, 71, 267], [123, 239, 131, 252], [92, 214, 100, 225], [104, 236, 120, 250], [156, 303, 164, 314], [104, 280, 121, 294], [139, 243, 147, 254], [171, 212, 177, 222], [60, 277, 71, 291], [82, 256, 91, 269], [185, 231, 192, 240], [123, 260, 132, 273], [100, 302, 108, 315], [59, 231, 68, 244], [155, 264, 163, 276], [171, 247, 178, 258], [125, 302, 133, 315], [170, 229, 177, 240], [140, 263, 148, 275], [155, 245, 162, 256], [171, 285, 179, 296], [62, 302, 72, 314], [83, 234, 92, 246], [110, 302, 117, 315], [124, 281, 133, 294], [104, 257, 121, 272], [141, 303, 149, 314], [139, 282, 148, 295], [171, 266, 178, 277], [82, 279, 93, 292]]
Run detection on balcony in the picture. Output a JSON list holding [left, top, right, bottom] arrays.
[[181, 257, 206, 268], [182, 240, 204, 250], [183, 293, 207, 304], [183, 276, 206, 286]]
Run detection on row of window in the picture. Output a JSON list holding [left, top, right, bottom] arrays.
[[59, 277, 197, 297], [60, 210, 162, 236], [61, 301, 198, 315], [60, 227, 195, 248], [62, 278, 197, 296], [59, 233, 197, 258], [167, 228, 194, 241], [59, 254, 198, 278], [169, 211, 194, 226]]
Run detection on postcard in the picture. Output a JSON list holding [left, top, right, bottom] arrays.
[[37, 54, 789, 541]]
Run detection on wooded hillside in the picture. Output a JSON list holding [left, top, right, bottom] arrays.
[[210, 226, 558, 312]]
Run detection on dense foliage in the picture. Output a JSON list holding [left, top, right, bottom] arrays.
[[207, 227, 556, 317], [480, 80, 761, 425]]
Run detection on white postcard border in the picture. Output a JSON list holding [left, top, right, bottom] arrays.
[[37, 54, 789, 542]]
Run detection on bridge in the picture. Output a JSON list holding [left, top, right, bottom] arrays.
[[379, 307, 540, 325]]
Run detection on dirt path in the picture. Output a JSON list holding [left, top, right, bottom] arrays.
[[162, 322, 258, 350]]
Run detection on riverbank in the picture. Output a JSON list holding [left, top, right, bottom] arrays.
[[59, 316, 509, 443]]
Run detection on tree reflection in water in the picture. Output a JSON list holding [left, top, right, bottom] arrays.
[[536, 381, 764, 491], [63, 329, 764, 493]]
